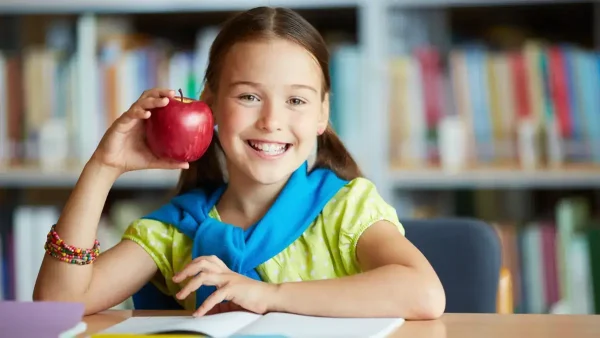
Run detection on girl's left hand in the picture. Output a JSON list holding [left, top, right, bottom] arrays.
[[173, 255, 278, 317]]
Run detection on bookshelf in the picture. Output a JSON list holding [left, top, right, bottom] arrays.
[[0, 167, 179, 188], [0, 0, 599, 196], [388, 0, 597, 7], [388, 167, 600, 189], [1, 0, 600, 315], [0, 0, 362, 13]]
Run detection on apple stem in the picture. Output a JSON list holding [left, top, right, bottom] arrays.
[[178, 88, 183, 101]]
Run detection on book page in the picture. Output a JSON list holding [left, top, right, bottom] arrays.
[[235, 312, 405, 338], [99, 312, 261, 337]]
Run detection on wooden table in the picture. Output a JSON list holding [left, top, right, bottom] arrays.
[[82, 310, 600, 337]]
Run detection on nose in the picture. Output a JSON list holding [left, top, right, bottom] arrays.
[[256, 100, 282, 132]]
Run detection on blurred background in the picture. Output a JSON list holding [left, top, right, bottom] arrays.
[[0, 0, 599, 315]]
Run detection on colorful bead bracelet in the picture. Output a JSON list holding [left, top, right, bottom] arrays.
[[44, 224, 100, 265]]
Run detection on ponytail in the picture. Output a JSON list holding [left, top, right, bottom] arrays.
[[313, 123, 363, 181], [172, 132, 225, 196]]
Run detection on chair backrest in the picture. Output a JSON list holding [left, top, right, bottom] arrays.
[[402, 218, 501, 313], [133, 282, 183, 310]]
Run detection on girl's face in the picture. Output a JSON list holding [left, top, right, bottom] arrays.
[[211, 38, 329, 185]]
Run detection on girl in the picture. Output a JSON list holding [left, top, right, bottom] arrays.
[[33, 6, 445, 320]]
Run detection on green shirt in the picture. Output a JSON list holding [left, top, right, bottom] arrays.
[[122, 177, 405, 310]]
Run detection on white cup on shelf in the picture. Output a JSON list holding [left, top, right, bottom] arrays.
[[438, 115, 467, 173], [38, 118, 69, 171]]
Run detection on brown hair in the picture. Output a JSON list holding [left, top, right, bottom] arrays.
[[174, 6, 362, 195]]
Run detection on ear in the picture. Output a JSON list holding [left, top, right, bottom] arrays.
[[318, 93, 330, 135]]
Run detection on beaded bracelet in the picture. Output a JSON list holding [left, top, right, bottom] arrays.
[[44, 224, 100, 265]]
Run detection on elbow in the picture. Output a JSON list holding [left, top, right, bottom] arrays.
[[411, 283, 446, 320], [396, 268, 446, 320], [33, 285, 94, 314], [380, 265, 446, 320], [32, 287, 76, 303], [32, 283, 55, 303], [33, 290, 99, 316]]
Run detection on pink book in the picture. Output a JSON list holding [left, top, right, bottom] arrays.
[[541, 223, 560, 309], [0, 301, 86, 337]]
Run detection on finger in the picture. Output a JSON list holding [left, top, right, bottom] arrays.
[[204, 255, 229, 270], [137, 96, 170, 110], [191, 255, 222, 264], [173, 258, 221, 283], [140, 88, 176, 99], [194, 286, 233, 317], [176, 272, 222, 300], [112, 108, 150, 134]]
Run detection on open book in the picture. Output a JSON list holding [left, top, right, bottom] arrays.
[[95, 311, 404, 337]]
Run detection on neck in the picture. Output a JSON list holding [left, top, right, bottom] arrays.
[[218, 166, 291, 227]]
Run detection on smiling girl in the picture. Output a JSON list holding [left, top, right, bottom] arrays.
[[33, 6, 445, 320]]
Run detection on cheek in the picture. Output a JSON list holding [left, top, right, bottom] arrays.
[[290, 113, 320, 138], [216, 101, 254, 137]]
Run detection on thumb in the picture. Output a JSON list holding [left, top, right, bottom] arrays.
[[154, 159, 190, 170]]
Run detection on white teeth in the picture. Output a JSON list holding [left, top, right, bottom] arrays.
[[249, 141, 287, 155]]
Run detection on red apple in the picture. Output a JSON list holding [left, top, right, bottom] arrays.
[[145, 89, 214, 162]]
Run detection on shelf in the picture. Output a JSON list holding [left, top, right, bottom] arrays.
[[388, 166, 600, 189], [0, 0, 361, 14], [4, 166, 599, 189], [1, 0, 595, 13], [387, 0, 597, 7], [0, 168, 180, 188]]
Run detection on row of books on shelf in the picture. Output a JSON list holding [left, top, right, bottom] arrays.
[[493, 198, 600, 314], [0, 20, 363, 170], [407, 193, 600, 315], [388, 41, 600, 171]]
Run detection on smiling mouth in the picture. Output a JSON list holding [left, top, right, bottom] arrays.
[[247, 140, 292, 156]]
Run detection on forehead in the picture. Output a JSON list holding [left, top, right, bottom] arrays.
[[219, 38, 323, 90]]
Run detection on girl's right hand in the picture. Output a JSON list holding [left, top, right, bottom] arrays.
[[92, 88, 190, 174]]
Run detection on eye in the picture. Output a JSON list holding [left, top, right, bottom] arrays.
[[288, 97, 306, 106], [239, 94, 260, 102]]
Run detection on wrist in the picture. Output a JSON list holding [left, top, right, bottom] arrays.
[[266, 282, 286, 313], [84, 157, 122, 183]]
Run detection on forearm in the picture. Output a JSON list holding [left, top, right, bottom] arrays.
[[270, 264, 445, 320], [33, 159, 121, 302]]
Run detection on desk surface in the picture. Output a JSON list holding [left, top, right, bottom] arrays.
[[83, 310, 600, 338]]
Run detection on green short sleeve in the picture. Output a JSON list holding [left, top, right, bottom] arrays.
[[321, 178, 404, 274], [122, 218, 176, 296]]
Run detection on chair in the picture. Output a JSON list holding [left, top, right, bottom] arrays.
[[402, 218, 509, 313], [133, 282, 184, 310]]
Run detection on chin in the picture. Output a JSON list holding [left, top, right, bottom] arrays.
[[242, 158, 302, 185], [246, 167, 292, 185]]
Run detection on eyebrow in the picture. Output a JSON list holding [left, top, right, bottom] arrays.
[[229, 81, 318, 94]]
